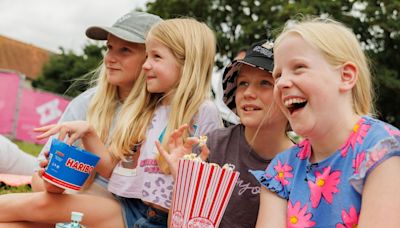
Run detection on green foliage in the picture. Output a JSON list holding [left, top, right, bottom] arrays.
[[33, 43, 105, 98], [145, 0, 400, 127]]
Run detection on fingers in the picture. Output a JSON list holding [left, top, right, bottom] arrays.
[[38, 169, 45, 178], [66, 131, 81, 146], [183, 137, 199, 151], [39, 159, 49, 169], [199, 144, 210, 161], [35, 124, 61, 140], [156, 140, 169, 160], [33, 124, 56, 133], [44, 181, 65, 194], [168, 124, 189, 148]]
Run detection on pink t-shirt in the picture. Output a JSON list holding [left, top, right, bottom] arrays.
[[108, 100, 222, 209]]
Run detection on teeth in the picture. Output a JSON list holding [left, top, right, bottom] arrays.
[[245, 107, 255, 111], [284, 98, 306, 107]]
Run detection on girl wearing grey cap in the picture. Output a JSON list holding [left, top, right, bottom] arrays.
[[0, 11, 161, 228]]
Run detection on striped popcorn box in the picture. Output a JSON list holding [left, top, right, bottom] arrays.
[[171, 159, 240, 228]]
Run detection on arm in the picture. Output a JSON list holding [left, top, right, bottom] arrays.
[[256, 186, 287, 228], [35, 121, 116, 178], [358, 156, 400, 227], [31, 91, 92, 191]]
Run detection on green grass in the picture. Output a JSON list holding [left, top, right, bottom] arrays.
[[0, 184, 32, 195], [12, 140, 43, 157], [0, 140, 43, 194]]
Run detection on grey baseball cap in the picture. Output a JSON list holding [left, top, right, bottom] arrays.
[[86, 11, 161, 43]]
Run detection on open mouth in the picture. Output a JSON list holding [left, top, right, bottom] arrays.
[[284, 98, 307, 114], [242, 106, 261, 112], [242, 105, 261, 112]]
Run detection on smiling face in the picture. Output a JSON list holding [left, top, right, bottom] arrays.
[[272, 33, 343, 137], [104, 34, 146, 91], [235, 64, 285, 129], [142, 37, 181, 103]]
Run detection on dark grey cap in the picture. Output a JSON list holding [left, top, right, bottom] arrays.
[[85, 11, 161, 43], [222, 40, 274, 112]]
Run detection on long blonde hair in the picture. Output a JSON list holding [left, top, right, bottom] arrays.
[[86, 64, 119, 143], [110, 18, 216, 173], [275, 17, 375, 115]]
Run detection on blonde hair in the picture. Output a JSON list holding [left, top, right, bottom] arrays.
[[86, 64, 119, 143], [275, 17, 375, 115], [110, 18, 216, 173]]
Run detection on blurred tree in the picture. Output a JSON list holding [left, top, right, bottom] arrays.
[[145, 0, 400, 127], [33, 43, 105, 98]]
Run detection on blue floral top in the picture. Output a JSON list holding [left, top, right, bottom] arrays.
[[251, 116, 400, 227]]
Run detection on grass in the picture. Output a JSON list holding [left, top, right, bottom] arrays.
[[0, 140, 43, 195], [13, 140, 42, 157]]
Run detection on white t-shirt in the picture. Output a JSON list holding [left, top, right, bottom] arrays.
[[108, 100, 222, 209], [0, 135, 36, 175], [37, 87, 96, 160], [37, 87, 117, 197]]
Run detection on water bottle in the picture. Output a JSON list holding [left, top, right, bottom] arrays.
[[55, 211, 84, 228]]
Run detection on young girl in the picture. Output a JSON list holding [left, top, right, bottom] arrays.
[[251, 17, 400, 227], [158, 40, 294, 228], [0, 11, 161, 228], [0, 18, 221, 228], [32, 10, 161, 196]]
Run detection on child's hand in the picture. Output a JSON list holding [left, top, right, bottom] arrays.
[[156, 124, 205, 179], [37, 151, 65, 194], [34, 121, 93, 146]]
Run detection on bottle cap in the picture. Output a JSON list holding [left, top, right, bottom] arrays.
[[71, 212, 84, 222]]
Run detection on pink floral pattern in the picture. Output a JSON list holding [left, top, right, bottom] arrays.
[[365, 147, 388, 170], [308, 166, 341, 208], [287, 201, 316, 227], [385, 125, 400, 136], [352, 151, 365, 174], [336, 206, 358, 228], [274, 160, 293, 186], [253, 116, 400, 226], [340, 119, 370, 157], [297, 139, 311, 160]]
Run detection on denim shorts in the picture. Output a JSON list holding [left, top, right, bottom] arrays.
[[116, 197, 168, 228]]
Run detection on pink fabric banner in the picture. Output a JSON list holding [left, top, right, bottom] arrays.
[[15, 88, 69, 144], [0, 72, 20, 134]]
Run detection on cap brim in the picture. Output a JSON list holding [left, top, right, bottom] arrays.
[[237, 57, 274, 73], [85, 26, 145, 43]]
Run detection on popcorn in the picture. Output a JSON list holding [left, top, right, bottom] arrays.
[[182, 153, 202, 162], [171, 157, 240, 227], [198, 135, 208, 147]]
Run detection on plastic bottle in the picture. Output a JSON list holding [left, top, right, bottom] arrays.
[[55, 211, 84, 228]]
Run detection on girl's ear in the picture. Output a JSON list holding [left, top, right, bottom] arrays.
[[339, 62, 358, 92]]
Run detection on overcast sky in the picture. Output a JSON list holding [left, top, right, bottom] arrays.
[[0, 0, 149, 54]]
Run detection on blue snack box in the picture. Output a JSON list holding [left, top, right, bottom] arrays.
[[42, 139, 100, 191]]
